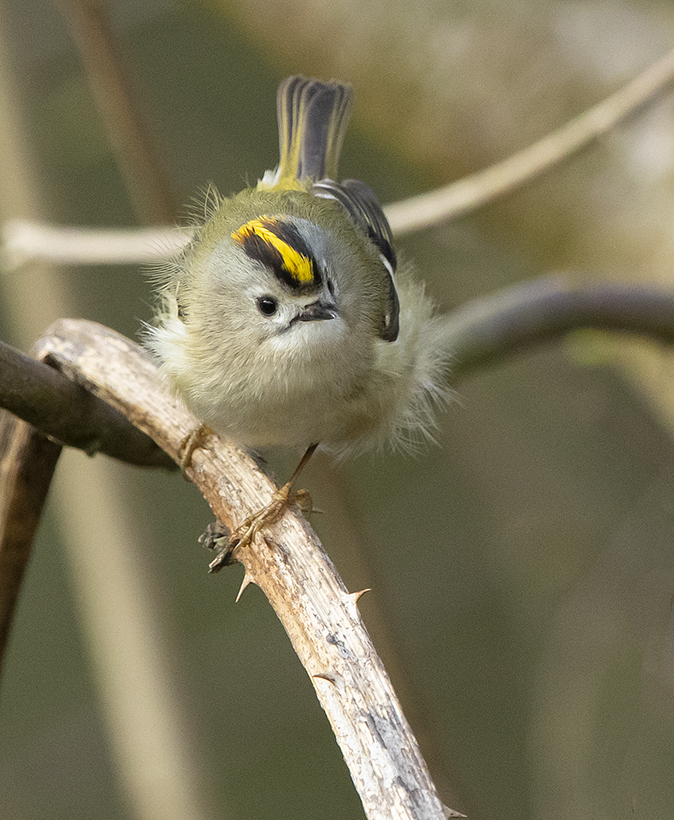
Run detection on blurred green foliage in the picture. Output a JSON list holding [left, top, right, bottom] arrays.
[[1, 2, 674, 820]]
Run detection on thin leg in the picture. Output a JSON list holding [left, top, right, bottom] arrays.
[[287, 442, 319, 485]]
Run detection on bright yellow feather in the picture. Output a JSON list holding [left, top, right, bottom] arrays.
[[231, 217, 315, 284]]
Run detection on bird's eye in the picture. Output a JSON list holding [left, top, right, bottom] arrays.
[[327, 279, 335, 298], [256, 295, 278, 316]]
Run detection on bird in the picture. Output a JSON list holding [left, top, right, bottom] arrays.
[[146, 75, 451, 563]]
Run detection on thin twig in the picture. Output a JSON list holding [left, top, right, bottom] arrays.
[[1, 219, 190, 270], [57, 0, 177, 223], [6, 45, 674, 264], [35, 317, 455, 820], [385, 46, 674, 235]]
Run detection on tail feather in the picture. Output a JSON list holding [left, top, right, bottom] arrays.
[[262, 76, 354, 189]]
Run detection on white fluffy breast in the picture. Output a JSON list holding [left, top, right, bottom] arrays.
[[147, 261, 451, 459]]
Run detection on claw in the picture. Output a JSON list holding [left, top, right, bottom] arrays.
[[208, 545, 238, 572], [228, 481, 293, 551], [206, 443, 320, 572], [293, 488, 314, 519], [180, 423, 215, 473]]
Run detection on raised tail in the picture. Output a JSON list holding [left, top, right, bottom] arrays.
[[259, 76, 354, 190]]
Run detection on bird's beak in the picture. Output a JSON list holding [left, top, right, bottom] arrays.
[[298, 299, 338, 322]]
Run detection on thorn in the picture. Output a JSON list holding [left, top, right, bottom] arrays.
[[235, 572, 253, 602], [345, 588, 371, 607], [312, 673, 338, 686], [442, 805, 467, 819]]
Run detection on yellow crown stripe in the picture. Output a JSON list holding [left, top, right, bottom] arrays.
[[232, 218, 314, 284]]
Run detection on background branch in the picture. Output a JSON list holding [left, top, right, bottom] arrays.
[[1, 219, 190, 270], [57, 0, 177, 223], [0, 337, 174, 469], [443, 275, 674, 380], [385, 45, 674, 234], [7, 42, 674, 268]]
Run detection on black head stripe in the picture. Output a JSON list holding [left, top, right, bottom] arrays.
[[238, 227, 284, 271], [232, 216, 321, 292]]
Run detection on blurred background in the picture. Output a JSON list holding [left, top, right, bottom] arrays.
[[1, 1, 674, 818]]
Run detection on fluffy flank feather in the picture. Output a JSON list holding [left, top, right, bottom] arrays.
[[323, 264, 453, 461]]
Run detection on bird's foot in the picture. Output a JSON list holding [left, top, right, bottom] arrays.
[[205, 483, 313, 572], [179, 423, 215, 473]]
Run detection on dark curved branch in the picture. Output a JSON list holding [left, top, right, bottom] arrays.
[[0, 416, 62, 678], [0, 338, 175, 470], [442, 275, 674, 380]]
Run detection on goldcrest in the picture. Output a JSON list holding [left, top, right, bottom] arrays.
[[147, 76, 450, 465]]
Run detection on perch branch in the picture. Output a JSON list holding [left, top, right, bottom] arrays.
[[1, 277, 672, 720], [33, 318, 457, 820]]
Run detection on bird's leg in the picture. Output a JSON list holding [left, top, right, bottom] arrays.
[[208, 443, 318, 571], [230, 442, 318, 548]]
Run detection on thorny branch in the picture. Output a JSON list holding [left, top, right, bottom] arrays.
[[0, 275, 672, 772], [24, 318, 460, 820]]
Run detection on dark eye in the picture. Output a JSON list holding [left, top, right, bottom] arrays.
[[256, 295, 278, 316], [327, 279, 335, 298]]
